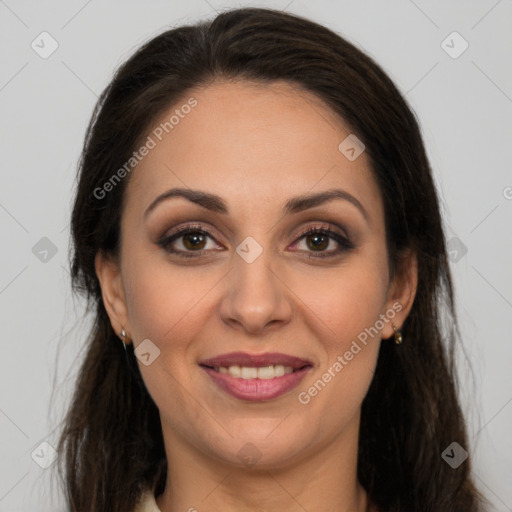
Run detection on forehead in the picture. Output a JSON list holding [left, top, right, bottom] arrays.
[[124, 79, 383, 223]]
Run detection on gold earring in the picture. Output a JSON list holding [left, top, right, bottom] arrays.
[[392, 323, 403, 345]]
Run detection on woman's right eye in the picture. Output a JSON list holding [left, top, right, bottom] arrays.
[[157, 225, 221, 258]]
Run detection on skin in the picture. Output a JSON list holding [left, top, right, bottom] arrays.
[[96, 79, 417, 512]]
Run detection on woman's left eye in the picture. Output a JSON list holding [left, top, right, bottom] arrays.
[[157, 224, 354, 260], [292, 226, 354, 259]]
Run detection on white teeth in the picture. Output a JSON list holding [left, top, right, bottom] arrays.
[[216, 364, 296, 379], [274, 364, 285, 377], [228, 365, 241, 378], [258, 365, 277, 379], [240, 367, 258, 379]]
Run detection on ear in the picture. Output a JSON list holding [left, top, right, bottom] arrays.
[[381, 249, 418, 340], [95, 251, 131, 343]]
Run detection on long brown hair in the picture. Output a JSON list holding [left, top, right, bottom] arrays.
[[56, 7, 485, 511]]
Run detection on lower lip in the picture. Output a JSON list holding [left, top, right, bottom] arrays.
[[200, 365, 311, 401]]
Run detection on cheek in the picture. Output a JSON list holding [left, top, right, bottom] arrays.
[[291, 256, 388, 418], [121, 255, 220, 427], [121, 249, 229, 398], [123, 248, 219, 344], [296, 253, 389, 343]]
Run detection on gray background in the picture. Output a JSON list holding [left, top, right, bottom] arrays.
[[1, 0, 511, 510]]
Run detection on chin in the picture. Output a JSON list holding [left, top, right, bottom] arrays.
[[204, 428, 310, 471]]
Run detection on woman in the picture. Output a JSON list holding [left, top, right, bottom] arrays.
[[56, 7, 485, 512]]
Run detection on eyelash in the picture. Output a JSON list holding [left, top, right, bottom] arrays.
[[157, 223, 355, 260]]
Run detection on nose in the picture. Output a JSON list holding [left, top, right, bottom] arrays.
[[219, 242, 293, 335]]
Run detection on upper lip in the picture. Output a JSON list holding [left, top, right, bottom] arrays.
[[199, 351, 312, 369]]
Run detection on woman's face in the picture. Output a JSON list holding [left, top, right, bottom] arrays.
[[97, 79, 415, 470]]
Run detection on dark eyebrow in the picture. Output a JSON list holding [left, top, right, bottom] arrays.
[[144, 187, 368, 221], [284, 189, 368, 220]]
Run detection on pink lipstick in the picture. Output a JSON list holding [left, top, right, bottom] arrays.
[[199, 351, 313, 401]]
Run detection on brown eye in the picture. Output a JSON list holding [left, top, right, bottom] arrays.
[[304, 232, 330, 251], [157, 225, 219, 258], [182, 232, 208, 250], [293, 226, 354, 259]]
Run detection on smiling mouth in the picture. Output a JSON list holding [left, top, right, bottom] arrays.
[[198, 351, 314, 401], [199, 363, 313, 401]]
